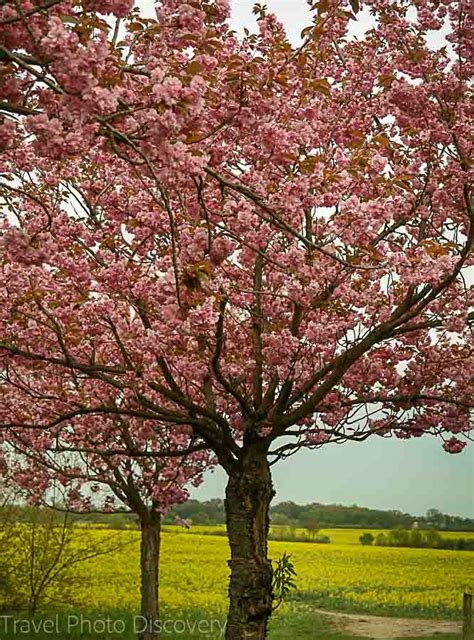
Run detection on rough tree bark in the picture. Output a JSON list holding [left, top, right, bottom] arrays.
[[224, 444, 275, 640], [139, 510, 161, 640]]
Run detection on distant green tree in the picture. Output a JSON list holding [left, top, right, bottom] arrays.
[[359, 532, 375, 546], [375, 532, 387, 546], [425, 529, 442, 548], [299, 511, 320, 539], [409, 529, 425, 548], [193, 512, 210, 524], [270, 513, 291, 526]]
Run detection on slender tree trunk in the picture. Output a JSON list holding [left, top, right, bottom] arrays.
[[138, 511, 161, 640], [224, 445, 275, 640], [28, 594, 39, 617]]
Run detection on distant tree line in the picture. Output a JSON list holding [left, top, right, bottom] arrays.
[[166, 501, 474, 532], [360, 529, 474, 551], [2, 500, 472, 532]]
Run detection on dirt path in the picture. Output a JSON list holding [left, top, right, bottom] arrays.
[[314, 609, 460, 639]]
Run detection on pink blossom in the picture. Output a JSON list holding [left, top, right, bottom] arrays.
[[443, 437, 467, 454]]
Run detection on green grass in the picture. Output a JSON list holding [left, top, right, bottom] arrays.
[[0, 609, 224, 639], [288, 589, 459, 620], [269, 608, 460, 640], [0, 609, 460, 640]]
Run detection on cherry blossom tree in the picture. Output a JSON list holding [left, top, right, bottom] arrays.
[[1, 1, 473, 638], [1, 401, 212, 640]]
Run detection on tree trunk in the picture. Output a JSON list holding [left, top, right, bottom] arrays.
[[138, 511, 161, 640], [224, 445, 275, 640], [28, 594, 39, 617]]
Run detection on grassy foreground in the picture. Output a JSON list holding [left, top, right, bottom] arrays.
[[0, 608, 461, 640]]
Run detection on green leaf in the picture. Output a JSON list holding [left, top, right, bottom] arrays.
[[60, 15, 79, 24], [272, 552, 298, 609]]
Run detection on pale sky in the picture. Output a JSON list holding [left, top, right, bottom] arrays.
[[136, 1, 473, 518], [194, 436, 474, 518]]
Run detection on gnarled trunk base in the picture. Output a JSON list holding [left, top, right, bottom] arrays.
[[224, 447, 275, 640]]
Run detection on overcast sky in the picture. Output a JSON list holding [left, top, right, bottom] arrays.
[[136, 1, 473, 518], [193, 436, 474, 518]]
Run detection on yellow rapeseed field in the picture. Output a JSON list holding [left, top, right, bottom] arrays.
[[68, 527, 474, 620]]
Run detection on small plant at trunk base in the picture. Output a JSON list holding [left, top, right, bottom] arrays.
[[272, 553, 298, 611]]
